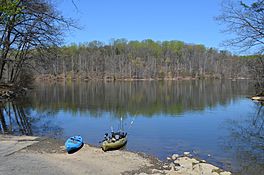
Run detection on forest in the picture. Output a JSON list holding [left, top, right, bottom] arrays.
[[38, 40, 251, 81]]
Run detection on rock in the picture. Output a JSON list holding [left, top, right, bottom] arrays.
[[212, 172, 220, 175], [175, 166, 181, 171], [164, 155, 232, 175], [183, 152, 190, 156], [200, 159, 206, 163], [220, 172, 232, 175], [193, 163, 219, 175], [174, 157, 192, 170], [189, 158, 199, 164], [169, 163, 175, 171], [167, 157, 171, 160], [173, 161, 180, 166], [171, 154, 179, 160]]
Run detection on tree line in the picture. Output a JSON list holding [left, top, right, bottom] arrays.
[[38, 39, 251, 81]]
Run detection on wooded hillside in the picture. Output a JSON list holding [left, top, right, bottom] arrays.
[[38, 39, 251, 81]]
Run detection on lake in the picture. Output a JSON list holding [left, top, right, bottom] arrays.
[[0, 80, 263, 175]]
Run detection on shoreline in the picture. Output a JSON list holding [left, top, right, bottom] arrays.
[[0, 84, 28, 103], [0, 134, 232, 175], [35, 74, 250, 82]]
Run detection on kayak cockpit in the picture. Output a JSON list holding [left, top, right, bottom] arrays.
[[101, 131, 127, 151]]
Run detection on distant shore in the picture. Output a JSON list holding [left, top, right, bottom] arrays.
[[0, 134, 232, 175], [35, 74, 249, 82]]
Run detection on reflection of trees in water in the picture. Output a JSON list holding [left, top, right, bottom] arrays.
[[221, 103, 264, 175], [30, 80, 252, 117], [0, 102, 32, 135], [0, 101, 63, 136]]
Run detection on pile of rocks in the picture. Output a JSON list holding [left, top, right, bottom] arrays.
[[161, 152, 232, 175]]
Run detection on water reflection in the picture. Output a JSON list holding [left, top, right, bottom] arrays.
[[0, 101, 32, 135], [221, 103, 264, 175], [0, 99, 62, 137], [30, 80, 251, 117]]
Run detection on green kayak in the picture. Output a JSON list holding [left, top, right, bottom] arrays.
[[101, 136, 127, 151]]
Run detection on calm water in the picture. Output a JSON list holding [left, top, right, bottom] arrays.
[[0, 80, 263, 175]]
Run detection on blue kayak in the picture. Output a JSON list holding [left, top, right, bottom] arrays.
[[65, 135, 83, 153]]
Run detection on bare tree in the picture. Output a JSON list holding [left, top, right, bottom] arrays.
[[216, 0, 264, 95], [0, 0, 75, 86], [217, 0, 264, 52]]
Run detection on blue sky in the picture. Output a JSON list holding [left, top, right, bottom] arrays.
[[57, 0, 235, 49]]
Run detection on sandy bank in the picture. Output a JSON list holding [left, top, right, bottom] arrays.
[[0, 135, 232, 175]]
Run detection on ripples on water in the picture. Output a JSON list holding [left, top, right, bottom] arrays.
[[0, 80, 263, 175]]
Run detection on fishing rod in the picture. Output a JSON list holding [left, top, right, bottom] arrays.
[[127, 118, 135, 130], [109, 117, 135, 133]]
